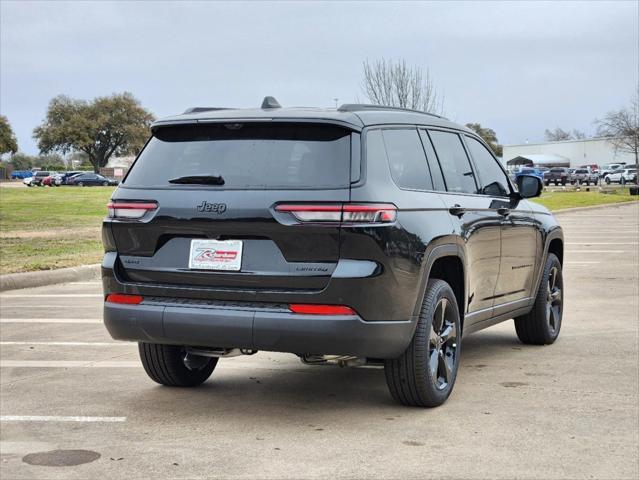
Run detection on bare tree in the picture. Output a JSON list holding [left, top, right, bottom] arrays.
[[596, 89, 639, 167], [544, 127, 573, 142], [361, 58, 444, 114]]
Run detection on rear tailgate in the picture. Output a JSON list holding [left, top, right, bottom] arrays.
[[106, 122, 354, 291]]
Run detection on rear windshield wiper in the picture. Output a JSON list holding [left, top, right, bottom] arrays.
[[168, 175, 225, 186]]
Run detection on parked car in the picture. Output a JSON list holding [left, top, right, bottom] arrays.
[[570, 168, 598, 185], [599, 163, 624, 179], [605, 168, 637, 185], [22, 176, 33, 187], [30, 171, 52, 187], [103, 99, 564, 408], [544, 167, 569, 186], [58, 171, 85, 185], [515, 167, 545, 182], [10, 170, 33, 180], [42, 175, 56, 187], [67, 173, 119, 186], [579, 164, 599, 174]]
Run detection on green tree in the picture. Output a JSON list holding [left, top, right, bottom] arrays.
[[33, 92, 154, 173], [465, 123, 503, 157], [8, 152, 35, 170], [0, 115, 18, 155]]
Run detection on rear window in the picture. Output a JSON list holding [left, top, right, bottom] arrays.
[[124, 123, 352, 189]]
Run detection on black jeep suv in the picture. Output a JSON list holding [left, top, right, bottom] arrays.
[[102, 98, 564, 407]]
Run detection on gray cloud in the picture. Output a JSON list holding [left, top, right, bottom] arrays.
[[1, 0, 637, 153]]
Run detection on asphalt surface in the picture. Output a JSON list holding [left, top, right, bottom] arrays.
[[1, 202, 638, 480]]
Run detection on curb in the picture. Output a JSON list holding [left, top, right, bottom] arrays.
[[552, 200, 639, 215], [0, 264, 101, 292]]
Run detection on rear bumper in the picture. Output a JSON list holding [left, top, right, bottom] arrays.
[[104, 301, 415, 359]]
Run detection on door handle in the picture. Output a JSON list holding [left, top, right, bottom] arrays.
[[497, 207, 511, 216], [449, 204, 466, 217]]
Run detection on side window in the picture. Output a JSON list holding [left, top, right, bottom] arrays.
[[465, 136, 510, 197], [418, 130, 446, 191], [428, 130, 477, 194], [381, 129, 433, 191]]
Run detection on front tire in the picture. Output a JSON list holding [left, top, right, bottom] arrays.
[[384, 279, 461, 407], [605, 176, 611, 184], [138, 343, 217, 387], [514, 253, 563, 345]]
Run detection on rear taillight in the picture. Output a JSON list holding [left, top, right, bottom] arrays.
[[289, 304, 356, 315], [275, 203, 396, 224], [107, 202, 157, 219], [105, 294, 143, 305]]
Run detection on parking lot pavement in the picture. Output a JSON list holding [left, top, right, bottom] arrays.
[[0, 203, 637, 480]]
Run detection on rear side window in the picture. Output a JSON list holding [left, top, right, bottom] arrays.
[[125, 123, 351, 189], [381, 129, 433, 191], [465, 136, 510, 197], [428, 130, 477, 194]]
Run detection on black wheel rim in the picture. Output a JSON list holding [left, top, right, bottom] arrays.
[[428, 298, 458, 391], [546, 266, 562, 335]]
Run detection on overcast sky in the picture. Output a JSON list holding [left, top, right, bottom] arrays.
[[1, 0, 637, 154]]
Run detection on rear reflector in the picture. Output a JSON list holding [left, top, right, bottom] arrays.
[[289, 304, 356, 315], [105, 294, 143, 305], [275, 203, 396, 224], [107, 202, 157, 219]]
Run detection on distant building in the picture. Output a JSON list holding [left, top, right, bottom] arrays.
[[502, 137, 635, 170]]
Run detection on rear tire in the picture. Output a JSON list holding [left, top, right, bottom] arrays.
[[514, 253, 563, 345], [384, 279, 461, 407], [605, 176, 611, 184], [138, 343, 217, 387], [102, 181, 108, 186]]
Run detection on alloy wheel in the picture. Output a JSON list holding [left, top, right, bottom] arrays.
[[428, 298, 458, 390], [546, 266, 562, 335]]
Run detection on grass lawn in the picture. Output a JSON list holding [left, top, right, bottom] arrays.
[[0, 186, 114, 274], [0, 184, 637, 275], [532, 188, 637, 211]]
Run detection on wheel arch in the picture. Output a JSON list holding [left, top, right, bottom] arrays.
[[413, 244, 467, 330]]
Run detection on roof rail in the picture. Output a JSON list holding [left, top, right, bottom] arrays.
[[182, 107, 233, 114], [337, 103, 445, 119]]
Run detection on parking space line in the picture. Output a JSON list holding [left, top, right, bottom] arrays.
[[0, 318, 102, 324], [1, 360, 139, 368], [0, 294, 103, 298], [0, 415, 126, 423], [565, 242, 638, 245], [566, 248, 632, 254], [0, 342, 127, 346]]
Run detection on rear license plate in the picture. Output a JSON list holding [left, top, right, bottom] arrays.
[[188, 239, 243, 271]]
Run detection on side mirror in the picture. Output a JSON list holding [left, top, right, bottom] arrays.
[[516, 174, 543, 198]]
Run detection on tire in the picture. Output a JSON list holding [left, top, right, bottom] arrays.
[[102, 181, 108, 186], [544, 181, 549, 186], [605, 177, 611, 184], [384, 279, 461, 407], [78, 182, 84, 187], [514, 253, 563, 345], [621, 177, 626, 185], [138, 343, 218, 387]]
